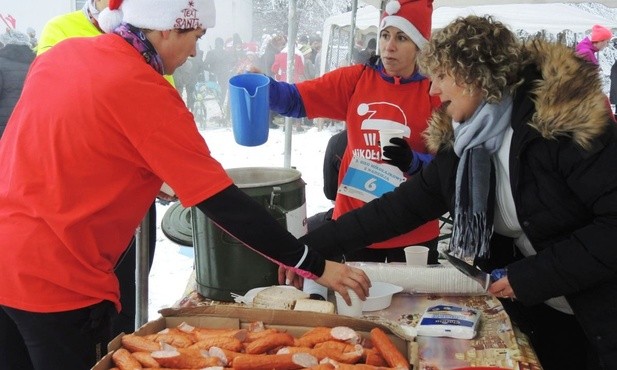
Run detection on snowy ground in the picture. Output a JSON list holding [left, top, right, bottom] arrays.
[[147, 117, 343, 320]]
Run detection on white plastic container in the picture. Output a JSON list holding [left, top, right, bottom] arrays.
[[362, 282, 403, 311]]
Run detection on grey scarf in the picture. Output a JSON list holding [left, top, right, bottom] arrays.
[[450, 93, 513, 259]]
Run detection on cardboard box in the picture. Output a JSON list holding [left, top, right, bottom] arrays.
[[93, 305, 418, 369]]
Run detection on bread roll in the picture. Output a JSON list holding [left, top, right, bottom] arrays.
[[293, 299, 335, 314], [253, 286, 309, 310]]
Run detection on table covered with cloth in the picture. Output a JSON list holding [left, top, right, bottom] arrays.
[[173, 266, 542, 370]]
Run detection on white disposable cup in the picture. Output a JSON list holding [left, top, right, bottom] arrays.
[[404, 245, 429, 266], [334, 289, 363, 317], [302, 279, 328, 300], [378, 129, 405, 160]]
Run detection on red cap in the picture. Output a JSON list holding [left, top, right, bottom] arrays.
[[591, 24, 612, 42]]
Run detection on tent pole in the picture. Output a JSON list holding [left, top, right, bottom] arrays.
[[284, 0, 298, 169], [135, 212, 149, 328], [347, 0, 359, 66]]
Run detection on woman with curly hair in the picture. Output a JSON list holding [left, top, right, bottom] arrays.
[[301, 15, 617, 369]]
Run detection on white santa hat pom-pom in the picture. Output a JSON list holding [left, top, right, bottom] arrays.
[[98, 7, 124, 33], [386, 0, 401, 15]]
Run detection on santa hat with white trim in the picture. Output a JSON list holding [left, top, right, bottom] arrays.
[[379, 0, 433, 49], [98, 0, 216, 34]]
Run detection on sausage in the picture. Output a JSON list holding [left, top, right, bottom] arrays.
[[304, 364, 335, 370], [233, 353, 318, 370], [150, 348, 223, 368], [146, 328, 194, 348], [311, 343, 364, 363], [112, 348, 143, 370], [335, 363, 390, 370], [331, 327, 360, 344], [295, 327, 335, 348], [193, 328, 248, 342], [244, 332, 295, 354], [209, 346, 245, 366], [363, 348, 387, 367], [244, 328, 280, 342], [369, 328, 409, 370], [121, 334, 161, 353], [296, 327, 360, 348], [276, 346, 313, 355], [189, 336, 244, 352], [131, 351, 161, 368]]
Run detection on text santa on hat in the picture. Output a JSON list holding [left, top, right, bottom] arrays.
[[98, 0, 216, 33], [379, 0, 433, 49]]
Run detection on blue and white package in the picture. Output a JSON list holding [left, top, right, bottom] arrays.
[[416, 304, 481, 339]]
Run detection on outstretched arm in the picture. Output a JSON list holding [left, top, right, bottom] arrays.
[[268, 78, 307, 118], [196, 185, 369, 303]]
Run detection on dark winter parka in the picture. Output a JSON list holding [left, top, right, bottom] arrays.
[[302, 40, 617, 365], [0, 44, 35, 136]]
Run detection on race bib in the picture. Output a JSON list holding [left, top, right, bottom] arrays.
[[338, 157, 406, 203]]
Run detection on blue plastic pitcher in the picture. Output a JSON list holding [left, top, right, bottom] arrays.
[[228, 73, 270, 146]]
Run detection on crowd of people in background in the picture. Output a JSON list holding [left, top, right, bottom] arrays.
[[0, 28, 36, 136], [168, 29, 323, 132], [0, 24, 330, 135]]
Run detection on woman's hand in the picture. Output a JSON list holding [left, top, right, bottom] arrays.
[[278, 261, 371, 305], [488, 276, 516, 300], [316, 260, 371, 305], [278, 265, 304, 289]]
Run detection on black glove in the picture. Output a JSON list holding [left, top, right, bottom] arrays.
[[383, 137, 413, 172]]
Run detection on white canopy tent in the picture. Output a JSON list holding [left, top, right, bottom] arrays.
[[321, 3, 617, 74], [320, 5, 381, 75], [366, 0, 617, 8]]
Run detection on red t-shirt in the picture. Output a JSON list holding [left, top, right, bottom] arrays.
[[297, 64, 440, 248], [0, 34, 233, 313]]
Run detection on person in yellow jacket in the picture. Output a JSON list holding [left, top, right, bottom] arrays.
[[38, 0, 175, 87], [37, 0, 174, 337]]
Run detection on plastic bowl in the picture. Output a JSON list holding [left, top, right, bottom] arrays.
[[362, 282, 403, 311]]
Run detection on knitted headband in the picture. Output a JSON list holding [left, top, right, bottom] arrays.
[[98, 0, 216, 33]]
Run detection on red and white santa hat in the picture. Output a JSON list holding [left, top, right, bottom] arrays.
[[379, 0, 433, 49], [98, 0, 216, 34]]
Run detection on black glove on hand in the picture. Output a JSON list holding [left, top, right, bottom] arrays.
[[383, 137, 413, 173]]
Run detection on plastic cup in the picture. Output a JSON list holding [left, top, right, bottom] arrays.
[[303, 279, 328, 300], [404, 245, 429, 266], [334, 289, 363, 317], [378, 128, 405, 160], [228, 73, 270, 146]]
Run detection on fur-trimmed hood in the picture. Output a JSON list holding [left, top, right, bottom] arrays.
[[424, 39, 610, 152]]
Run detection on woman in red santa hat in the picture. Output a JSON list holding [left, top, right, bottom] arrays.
[[0, 0, 370, 369], [269, 0, 441, 268]]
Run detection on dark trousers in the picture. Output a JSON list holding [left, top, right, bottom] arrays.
[[112, 202, 157, 336], [501, 299, 602, 370], [0, 301, 116, 370], [343, 238, 440, 264]]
